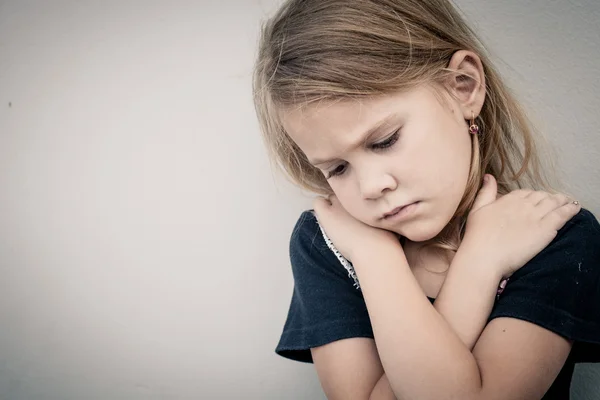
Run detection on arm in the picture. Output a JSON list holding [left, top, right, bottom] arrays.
[[356, 241, 482, 400], [316, 241, 571, 400], [433, 244, 504, 350], [356, 240, 570, 400], [369, 244, 504, 399], [311, 190, 579, 400]]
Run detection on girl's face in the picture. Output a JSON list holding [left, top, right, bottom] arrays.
[[282, 84, 473, 242]]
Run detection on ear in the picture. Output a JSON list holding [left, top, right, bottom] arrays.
[[446, 50, 486, 119]]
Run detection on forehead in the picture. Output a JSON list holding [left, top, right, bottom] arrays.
[[281, 93, 406, 161]]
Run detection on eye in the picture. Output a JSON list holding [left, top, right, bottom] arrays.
[[372, 130, 400, 150], [326, 163, 347, 179], [324, 129, 400, 180]]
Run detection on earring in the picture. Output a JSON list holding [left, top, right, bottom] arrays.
[[469, 111, 480, 135]]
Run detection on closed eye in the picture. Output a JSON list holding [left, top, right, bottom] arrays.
[[372, 130, 400, 150]]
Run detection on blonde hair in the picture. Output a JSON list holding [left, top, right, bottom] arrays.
[[253, 0, 564, 252]]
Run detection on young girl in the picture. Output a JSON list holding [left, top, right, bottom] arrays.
[[252, 1, 600, 399]]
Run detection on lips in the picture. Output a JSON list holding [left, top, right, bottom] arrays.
[[383, 203, 413, 219]]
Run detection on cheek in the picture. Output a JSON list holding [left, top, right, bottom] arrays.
[[430, 129, 471, 182]]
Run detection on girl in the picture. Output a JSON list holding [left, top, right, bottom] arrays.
[[252, 1, 600, 399]]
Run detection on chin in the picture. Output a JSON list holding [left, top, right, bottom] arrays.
[[401, 231, 438, 243], [393, 220, 445, 243]]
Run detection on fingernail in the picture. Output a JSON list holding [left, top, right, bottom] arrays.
[[483, 175, 489, 183]]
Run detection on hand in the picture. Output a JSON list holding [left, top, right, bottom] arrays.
[[461, 174, 582, 278], [313, 195, 399, 262]]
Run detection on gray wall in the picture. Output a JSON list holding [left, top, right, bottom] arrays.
[[0, 0, 598, 399]]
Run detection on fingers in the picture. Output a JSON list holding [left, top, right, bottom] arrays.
[[471, 174, 498, 213], [524, 190, 549, 204], [540, 198, 582, 231], [313, 196, 332, 213], [523, 191, 580, 224], [314, 194, 339, 212], [535, 192, 572, 214], [511, 189, 533, 198]]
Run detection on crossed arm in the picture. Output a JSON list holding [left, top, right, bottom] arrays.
[[311, 242, 572, 400]]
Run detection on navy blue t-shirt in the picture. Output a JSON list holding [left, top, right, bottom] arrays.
[[275, 208, 600, 399]]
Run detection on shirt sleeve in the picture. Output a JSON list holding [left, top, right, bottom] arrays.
[[275, 211, 374, 363], [488, 208, 600, 358]]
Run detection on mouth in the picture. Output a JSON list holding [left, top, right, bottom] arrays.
[[382, 201, 419, 220]]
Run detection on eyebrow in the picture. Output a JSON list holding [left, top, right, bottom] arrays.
[[309, 113, 398, 166]]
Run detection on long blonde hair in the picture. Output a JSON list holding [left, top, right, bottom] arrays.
[[252, 0, 563, 252]]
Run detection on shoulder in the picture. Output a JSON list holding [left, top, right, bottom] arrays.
[[511, 207, 600, 280], [276, 210, 373, 363], [490, 208, 600, 354], [289, 210, 360, 287], [288, 210, 330, 277], [552, 207, 600, 248], [289, 210, 322, 255]]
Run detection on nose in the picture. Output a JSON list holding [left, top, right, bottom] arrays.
[[358, 165, 397, 200]]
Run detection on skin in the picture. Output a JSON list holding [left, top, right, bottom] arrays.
[[279, 51, 579, 399], [282, 50, 485, 283], [281, 67, 477, 245]]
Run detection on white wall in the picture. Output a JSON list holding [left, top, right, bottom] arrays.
[[0, 1, 597, 399]]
